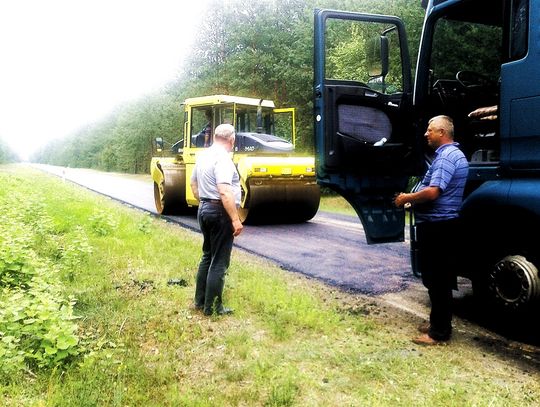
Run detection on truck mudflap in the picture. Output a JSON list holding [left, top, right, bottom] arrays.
[[152, 159, 188, 215], [239, 177, 321, 224]]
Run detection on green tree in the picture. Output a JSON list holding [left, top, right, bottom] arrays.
[[0, 138, 19, 163]]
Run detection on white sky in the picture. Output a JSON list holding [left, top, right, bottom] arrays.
[[0, 0, 210, 160]]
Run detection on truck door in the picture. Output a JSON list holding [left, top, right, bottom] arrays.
[[314, 9, 415, 244]]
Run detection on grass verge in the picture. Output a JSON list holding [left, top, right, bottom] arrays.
[[318, 194, 356, 216], [0, 164, 538, 406]]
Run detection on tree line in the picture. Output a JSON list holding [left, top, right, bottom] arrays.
[[33, 0, 424, 173], [0, 138, 19, 164]]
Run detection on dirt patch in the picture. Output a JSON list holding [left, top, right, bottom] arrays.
[[302, 272, 540, 375]]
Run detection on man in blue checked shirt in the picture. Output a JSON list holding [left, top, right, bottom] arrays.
[[394, 115, 469, 346]]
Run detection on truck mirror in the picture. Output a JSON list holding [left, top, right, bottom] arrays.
[[155, 137, 164, 153], [367, 35, 389, 78], [380, 36, 389, 77]]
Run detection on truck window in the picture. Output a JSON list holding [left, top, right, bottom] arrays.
[[324, 19, 404, 95], [431, 19, 501, 85], [509, 0, 528, 61], [429, 15, 502, 162]]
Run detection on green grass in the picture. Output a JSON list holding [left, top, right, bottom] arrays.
[[318, 194, 356, 216], [0, 164, 538, 406]]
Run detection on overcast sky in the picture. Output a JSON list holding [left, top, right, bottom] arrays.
[[0, 0, 210, 160]]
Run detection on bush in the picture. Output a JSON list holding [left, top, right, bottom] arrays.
[[0, 177, 81, 376]]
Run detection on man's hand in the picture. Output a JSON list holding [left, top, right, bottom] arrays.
[[232, 219, 243, 237], [218, 183, 244, 237], [394, 192, 408, 208], [468, 105, 498, 121]]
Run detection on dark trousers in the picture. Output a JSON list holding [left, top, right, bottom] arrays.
[[415, 218, 460, 341], [194, 202, 234, 315]]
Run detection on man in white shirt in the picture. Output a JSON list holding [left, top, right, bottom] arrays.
[[190, 123, 243, 316]]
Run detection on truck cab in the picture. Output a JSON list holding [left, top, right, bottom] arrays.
[[314, 0, 540, 310]]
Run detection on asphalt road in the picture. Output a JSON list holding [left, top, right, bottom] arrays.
[[32, 164, 540, 363], [33, 163, 415, 295]]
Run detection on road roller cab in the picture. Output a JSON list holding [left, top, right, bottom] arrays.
[[151, 95, 320, 223]]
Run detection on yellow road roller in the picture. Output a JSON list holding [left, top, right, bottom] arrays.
[[150, 95, 320, 224]]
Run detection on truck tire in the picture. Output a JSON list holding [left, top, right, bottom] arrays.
[[487, 255, 540, 310], [471, 233, 540, 313]]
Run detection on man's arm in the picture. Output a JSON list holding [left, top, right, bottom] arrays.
[[394, 186, 440, 208], [217, 183, 243, 237], [468, 105, 498, 121], [190, 179, 200, 201]]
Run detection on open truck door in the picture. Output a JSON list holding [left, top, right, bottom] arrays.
[[314, 9, 418, 244]]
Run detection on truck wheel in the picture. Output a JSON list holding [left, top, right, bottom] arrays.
[[488, 255, 540, 310], [473, 253, 540, 312], [464, 211, 540, 313]]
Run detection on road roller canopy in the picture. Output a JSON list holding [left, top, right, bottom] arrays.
[[184, 95, 296, 150], [184, 95, 276, 109]]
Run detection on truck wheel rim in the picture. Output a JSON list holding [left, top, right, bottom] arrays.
[[488, 255, 540, 308]]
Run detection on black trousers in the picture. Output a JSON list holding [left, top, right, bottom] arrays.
[[194, 202, 234, 315], [415, 218, 460, 341]]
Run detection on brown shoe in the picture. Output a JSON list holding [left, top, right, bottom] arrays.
[[412, 333, 447, 346], [418, 322, 430, 334]]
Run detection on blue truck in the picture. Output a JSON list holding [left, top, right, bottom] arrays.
[[314, 0, 539, 312]]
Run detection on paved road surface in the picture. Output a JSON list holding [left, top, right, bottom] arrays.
[[33, 163, 414, 295]]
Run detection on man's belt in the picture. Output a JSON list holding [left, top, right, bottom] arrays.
[[200, 197, 222, 204]]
